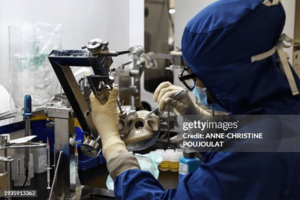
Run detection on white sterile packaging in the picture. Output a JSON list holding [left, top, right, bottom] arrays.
[[106, 152, 162, 190]]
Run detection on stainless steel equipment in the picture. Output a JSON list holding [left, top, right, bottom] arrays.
[[0, 134, 45, 200], [114, 47, 183, 111], [45, 101, 114, 200], [48, 38, 129, 158], [45, 102, 81, 200], [48, 39, 167, 154], [114, 49, 185, 146]]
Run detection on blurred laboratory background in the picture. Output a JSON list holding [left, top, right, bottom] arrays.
[[0, 1, 299, 199]]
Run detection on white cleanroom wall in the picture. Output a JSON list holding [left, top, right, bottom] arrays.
[[0, 0, 144, 91]]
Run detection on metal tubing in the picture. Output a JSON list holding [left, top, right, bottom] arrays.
[[24, 119, 30, 170], [53, 117, 76, 199], [7, 156, 11, 200], [4, 148, 7, 171]]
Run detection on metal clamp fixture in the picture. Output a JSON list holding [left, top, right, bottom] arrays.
[[87, 75, 114, 105], [82, 38, 129, 57], [48, 38, 129, 158]]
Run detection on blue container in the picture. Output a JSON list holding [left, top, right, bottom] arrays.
[[0, 121, 25, 134], [78, 152, 99, 171], [78, 150, 106, 171], [179, 150, 200, 180], [98, 151, 106, 165], [30, 120, 105, 171], [74, 127, 84, 148]]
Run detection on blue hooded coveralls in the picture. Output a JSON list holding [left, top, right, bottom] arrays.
[[114, 0, 300, 199]]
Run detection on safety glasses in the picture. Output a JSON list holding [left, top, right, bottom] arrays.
[[178, 67, 197, 91]]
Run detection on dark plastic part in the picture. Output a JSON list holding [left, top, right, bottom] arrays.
[[183, 149, 197, 158], [24, 94, 32, 117]]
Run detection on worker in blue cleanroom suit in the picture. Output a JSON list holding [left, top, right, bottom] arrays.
[[90, 0, 300, 199]]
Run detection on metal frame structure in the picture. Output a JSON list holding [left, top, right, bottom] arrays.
[[48, 41, 128, 157], [48, 49, 106, 156]]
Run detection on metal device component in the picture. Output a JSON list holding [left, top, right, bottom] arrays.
[[48, 39, 129, 157], [3, 143, 46, 149], [134, 51, 186, 141], [0, 155, 13, 200], [45, 101, 113, 199], [0, 134, 10, 149], [0, 135, 38, 199], [118, 113, 127, 137], [123, 110, 160, 151], [128, 45, 144, 59], [80, 185, 114, 199], [136, 51, 183, 69], [6, 156, 12, 199], [0, 156, 14, 162], [117, 100, 129, 137], [48, 49, 102, 157], [0, 133, 46, 149], [45, 103, 80, 200], [49, 151, 64, 200], [114, 46, 147, 109], [47, 138, 51, 190], [81, 136, 101, 158], [87, 74, 130, 138], [114, 66, 144, 77], [116, 47, 183, 110], [0, 134, 44, 199], [48, 48, 107, 158], [114, 63, 145, 109], [145, 89, 185, 118], [81, 38, 104, 55], [135, 50, 183, 70], [136, 52, 158, 69], [87, 75, 114, 105], [76, 70, 91, 101], [82, 38, 129, 57], [0, 135, 46, 149], [75, 147, 81, 199]]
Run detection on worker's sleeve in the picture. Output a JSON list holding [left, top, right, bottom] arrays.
[[114, 169, 177, 200], [113, 152, 300, 200], [113, 153, 222, 200], [106, 149, 140, 179]]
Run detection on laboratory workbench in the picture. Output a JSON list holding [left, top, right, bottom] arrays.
[[1, 109, 180, 200], [7, 164, 178, 200]]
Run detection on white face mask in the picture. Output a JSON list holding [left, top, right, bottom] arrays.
[[193, 86, 208, 107]]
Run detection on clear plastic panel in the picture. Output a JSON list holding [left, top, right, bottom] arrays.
[[9, 22, 62, 108]]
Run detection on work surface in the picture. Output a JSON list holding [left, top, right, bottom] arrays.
[[9, 164, 178, 200], [80, 165, 178, 190]]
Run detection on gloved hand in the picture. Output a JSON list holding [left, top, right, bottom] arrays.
[[89, 87, 125, 158], [153, 82, 211, 120], [89, 87, 140, 179]]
